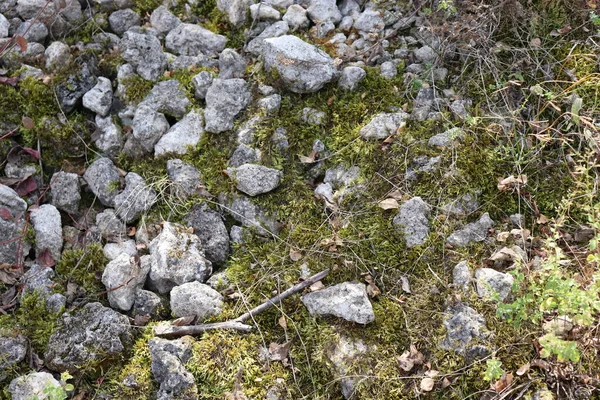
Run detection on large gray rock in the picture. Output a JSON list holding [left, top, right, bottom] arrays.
[[166, 159, 204, 198], [360, 112, 409, 139], [392, 197, 430, 248], [326, 336, 368, 399], [440, 303, 489, 354], [130, 105, 170, 154], [446, 213, 494, 247], [150, 5, 181, 34], [108, 8, 140, 35], [428, 127, 465, 148], [170, 281, 224, 320], [149, 337, 197, 400], [102, 253, 150, 311], [120, 30, 167, 81], [30, 204, 63, 261], [184, 204, 230, 265], [227, 163, 282, 196], [204, 78, 252, 133], [147, 222, 212, 294], [338, 66, 366, 91], [15, 19, 47, 43], [94, 114, 123, 156], [139, 80, 191, 119], [263, 35, 337, 94], [475, 268, 514, 301], [165, 23, 227, 56], [82, 76, 113, 117], [301, 282, 374, 324], [45, 302, 133, 372], [306, 0, 341, 24], [83, 157, 121, 207], [8, 372, 62, 400], [50, 171, 80, 214], [0, 335, 27, 381], [113, 172, 158, 223], [155, 110, 204, 156], [218, 48, 247, 79]]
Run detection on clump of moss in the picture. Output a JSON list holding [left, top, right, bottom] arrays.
[[113, 327, 156, 399], [122, 75, 154, 104], [55, 244, 108, 298]]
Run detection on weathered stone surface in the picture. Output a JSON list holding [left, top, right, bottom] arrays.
[[474, 268, 514, 301], [338, 66, 366, 91], [150, 5, 180, 34], [44, 41, 70, 70], [441, 193, 479, 216], [283, 4, 309, 30], [170, 281, 224, 320], [83, 157, 121, 207], [165, 23, 226, 56], [247, 20, 289, 56], [0, 335, 27, 381], [102, 253, 150, 311], [222, 195, 281, 237], [414, 45, 437, 63], [392, 197, 430, 248], [227, 163, 283, 196], [103, 239, 137, 261], [139, 80, 191, 119], [149, 337, 197, 400], [0, 13, 8, 38], [440, 303, 489, 354], [326, 336, 368, 399], [96, 208, 126, 241], [228, 144, 261, 168], [306, 0, 341, 24], [0, 185, 27, 265], [204, 78, 252, 133], [446, 213, 494, 247], [428, 127, 465, 147], [360, 112, 409, 139], [55, 62, 96, 112], [166, 159, 204, 198], [353, 8, 384, 33], [50, 171, 80, 214], [113, 172, 157, 223], [83, 76, 113, 117], [9, 372, 61, 400], [263, 35, 337, 94], [109, 8, 140, 35], [94, 114, 123, 156], [453, 260, 471, 291], [30, 204, 63, 261], [250, 3, 280, 20], [45, 302, 132, 372], [120, 30, 167, 81], [147, 222, 212, 294], [184, 204, 230, 265], [129, 105, 170, 154], [155, 110, 204, 156], [301, 107, 326, 126], [133, 289, 166, 319], [301, 282, 374, 324], [192, 70, 213, 100]]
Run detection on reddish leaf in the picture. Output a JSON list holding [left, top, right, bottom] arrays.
[[21, 117, 35, 130], [21, 147, 39, 159], [0, 76, 18, 86], [15, 35, 27, 52], [0, 208, 12, 221], [15, 176, 37, 196], [37, 248, 56, 268]]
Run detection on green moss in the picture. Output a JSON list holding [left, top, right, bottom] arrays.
[[122, 75, 154, 104], [113, 327, 156, 399], [55, 244, 108, 299]]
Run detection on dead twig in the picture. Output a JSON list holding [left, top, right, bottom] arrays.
[[154, 268, 330, 338]]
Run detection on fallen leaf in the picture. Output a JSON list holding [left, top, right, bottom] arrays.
[[15, 35, 27, 52], [20, 147, 39, 159], [537, 214, 549, 224], [489, 247, 519, 263], [516, 363, 530, 376], [0, 76, 18, 86], [493, 373, 513, 392], [21, 117, 35, 130], [37, 248, 56, 268], [420, 377, 434, 392], [363, 274, 381, 297], [378, 198, 400, 210], [289, 249, 302, 262], [496, 231, 510, 242], [15, 176, 37, 196], [0, 264, 22, 285], [278, 315, 287, 329], [497, 175, 527, 192], [0, 208, 12, 221], [127, 226, 136, 237], [387, 190, 403, 200], [425, 370, 440, 378], [441, 377, 451, 389], [309, 281, 324, 292], [530, 37, 541, 48], [297, 151, 318, 164], [401, 276, 411, 294], [397, 344, 424, 372], [172, 315, 195, 326], [557, 25, 572, 35], [268, 341, 292, 362], [510, 228, 531, 239], [327, 96, 335, 106]]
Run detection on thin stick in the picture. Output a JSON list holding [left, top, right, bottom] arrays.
[[154, 268, 330, 338]]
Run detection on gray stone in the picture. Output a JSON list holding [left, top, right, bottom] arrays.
[[102, 253, 150, 311], [18, 64, 43, 79], [50, 171, 80, 214], [228, 163, 283, 196], [283, 4, 309, 30], [250, 3, 280, 20], [392, 197, 430, 248], [338, 66, 366, 91], [170, 281, 224, 320], [206, 271, 230, 291], [0, 13, 8, 38], [302, 282, 374, 324], [204, 78, 252, 133], [301, 107, 326, 125], [166, 159, 204, 198], [453, 261, 471, 291], [92, 0, 133, 11], [113, 172, 158, 223], [55, 62, 96, 112], [306, 0, 341, 24], [44, 41, 70, 71], [324, 165, 359, 189], [120, 30, 167, 81], [134, 289, 165, 318], [9, 372, 61, 400], [353, 8, 384, 33], [257, 94, 281, 115], [509, 213, 524, 227], [0, 335, 27, 380], [83, 157, 121, 207], [264, 0, 292, 8], [21, 264, 64, 312], [130, 105, 170, 154], [247, 20, 289, 56], [192, 70, 213, 100], [217, 0, 253, 27], [184, 204, 230, 265], [15, 19, 47, 43], [414, 87, 435, 108], [30, 204, 63, 261], [149, 337, 197, 399], [45, 302, 132, 371], [218, 48, 247, 79], [222, 194, 281, 237], [271, 127, 289, 151], [414, 45, 436, 63], [441, 193, 479, 216], [228, 144, 261, 167], [338, 15, 354, 32], [82, 77, 113, 117], [165, 23, 226, 56], [4, 163, 35, 181], [314, 182, 334, 205], [140, 80, 191, 119], [447, 213, 494, 247], [96, 209, 125, 241], [155, 110, 204, 156], [147, 222, 212, 294], [149, 5, 180, 34], [314, 20, 335, 39], [360, 112, 409, 139], [263, 35, 337, 94], [94, 115, 123, 156], [475, 268, 514, 301], [450, 99, 470, 120], [326, 336, 368, 399], [109, 8, 140, 35], [103, 239, 137, 261], [428, 127, 465, 147], [380, 61, 397, 79], [440, 303, 489, 354]]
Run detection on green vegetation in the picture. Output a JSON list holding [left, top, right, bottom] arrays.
[[55, 244, 108, 299]]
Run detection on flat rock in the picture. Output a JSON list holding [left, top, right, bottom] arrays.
[[247, 20, 289, 56], [150, 5, 181, 34], [166, 159, 205, 198], [326, 336, 368, 399], [221, 195, 281, 237], [170, 281, 224, 320], [446, 213, 494, 247], [219, 48, 247, 79], [155, 110, 204, 156], [227, 163, 283, 196], [474, 268, 514, 301], [184, 204, 230, 265], [428, 127, 465, 147], [204, 78, 252, 133], [301, 281, 374, 324], [83, 157, 121, 207], [50, 171, 80, 214], [392, 197, 430, 248], [360, 112, 409, 139], [165, 23, 226, 56], [102, 253, 150, 311], [108, 8, 140, 35], [440, 303, 489, 354], [130, 105, 170, 154], [103, 239, 137, 260], [306, 0, 341, 24], [120, 30, 167, 81], [140, 80, 191, 119], [338, 66, 366, 91], [94, 114, 123, 156], [0, 335, 27, 381]]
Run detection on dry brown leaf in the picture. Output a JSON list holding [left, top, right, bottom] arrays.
[[496, 231, 510, 242], [289, 249, 302, 262], [537, 214, 549, 224], [420, 377, 435, 392], [363, 274, 381, 298], [0, 264, 22, 285], [309, 281, 324, 292], [400, 276, 411, 294], [441, 377, 451, 389], [378, 198, 400, 210], [516, 363, 530, 376], [298, 153, 317, 164], [388, 190, 403, 200], [498, 175, 527, 192], [172, 315, 195, 326], [397, 344, 424, 372], [278, 315, 287, 330], [510, 228, 531, 239], [530, 37, 542, 48], [268, 341, 292, 362], [15, 35, 27, 52], [489, 247, 519, 263], [425, 370, 440, 378], [21, 116, 34, 129], [493, 373, 513, 392], [72, 392, 86, 400]]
